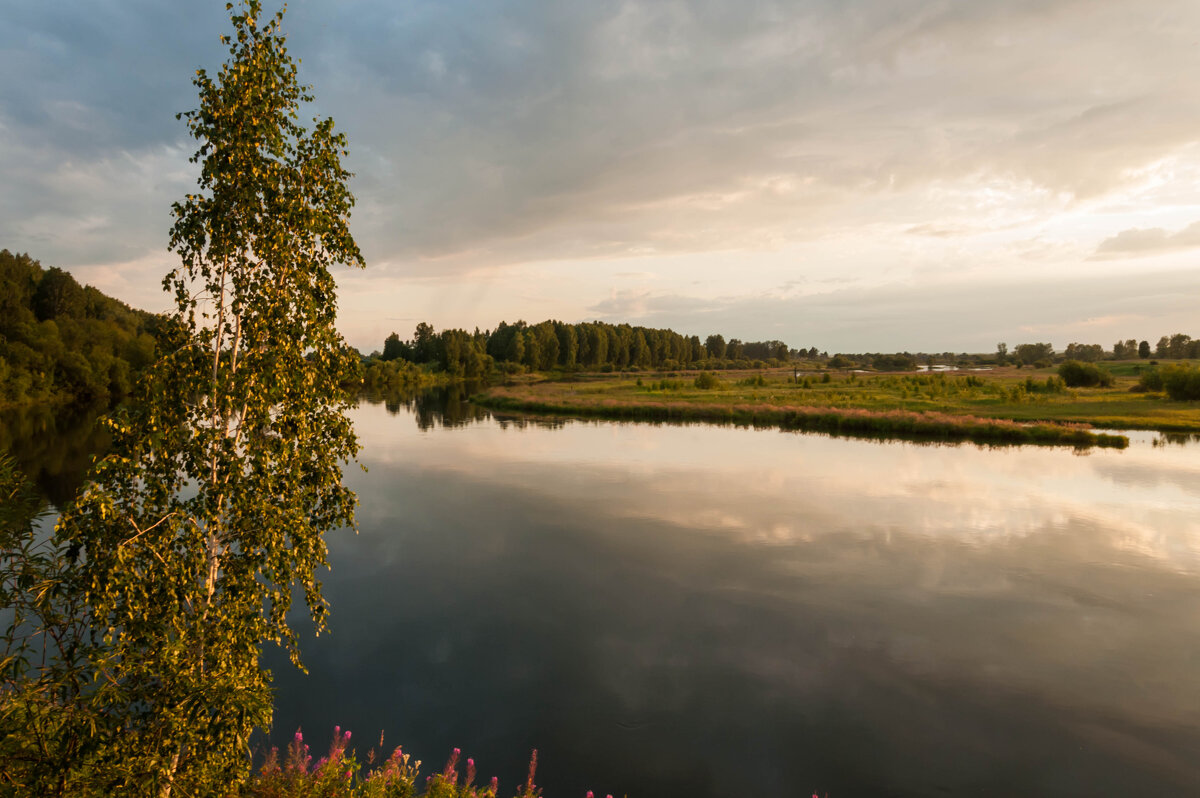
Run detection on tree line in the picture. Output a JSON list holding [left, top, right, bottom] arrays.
[[369, 320, 795, 379], [0, 249, 159, 409], [998, 335, 1200, 367]]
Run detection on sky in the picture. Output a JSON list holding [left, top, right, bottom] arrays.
[[2, 0, 1199, 354]]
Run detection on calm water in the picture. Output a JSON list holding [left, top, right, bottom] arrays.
[[8, 393, 1200, 796], [262, 393, 1200, 797]]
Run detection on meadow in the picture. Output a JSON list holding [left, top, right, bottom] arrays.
[[471, 362, 1200, 447]]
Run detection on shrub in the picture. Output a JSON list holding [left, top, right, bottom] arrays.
[[1163, 364, 1200, 400], [1057, 360, 1113, 388], [693, 372, 722, 390], [827, 354, 855, 369], [1134, 368, 1164, 392]]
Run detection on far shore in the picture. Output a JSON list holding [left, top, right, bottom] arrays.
[[467, 363, 1200, 447]]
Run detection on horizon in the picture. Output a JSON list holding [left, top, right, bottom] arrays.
[[3, 1, 1198, 353]]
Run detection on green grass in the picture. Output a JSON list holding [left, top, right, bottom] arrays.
[[469, 366, 1194, 447]]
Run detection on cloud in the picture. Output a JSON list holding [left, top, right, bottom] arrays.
[[4, 0, 1200, 349], [581, 268, 1200, 352], [1093, 221, 1200, 258]]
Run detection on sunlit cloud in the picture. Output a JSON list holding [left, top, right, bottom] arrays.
[[1093, 221, 1200, 258], [4, 0, 1200, 351]]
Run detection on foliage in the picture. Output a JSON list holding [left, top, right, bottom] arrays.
[[1135, 368, 1164, 392], [1062, 343, 1105, 362], [372, 320, 790, 376], [1022, 375, 1065, 394], [1057, 360, 1113, 388], [871, 353, 918, 371], [0, 249, 159, 409], [0, 456, 99, 797], [1014, 342, 1054, 365], [827, 354, 856, 369], [1, 3, 366, 794], [1162, 364, 1200, 401], [693, 372, 723, 390]]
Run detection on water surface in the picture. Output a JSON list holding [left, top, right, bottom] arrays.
[[263, 394, 1200, 797]]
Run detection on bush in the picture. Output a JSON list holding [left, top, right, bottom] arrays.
[[828, 354, 855, 369], [1057, 360, 1113, 388], [693, 372, 722, 390], [1134, 368, 1164, 392], [1025, 375, 1065, 394], [1163, 364, 1200, 400]]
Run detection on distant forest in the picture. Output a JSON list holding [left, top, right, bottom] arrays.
[[365, 320, 1200, 388], [362, 319, 801, 388], [0, 250, 159, 409], [3, 249, 1199, 407]]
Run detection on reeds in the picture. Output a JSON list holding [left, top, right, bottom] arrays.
[[475, 393, 1129, 448]]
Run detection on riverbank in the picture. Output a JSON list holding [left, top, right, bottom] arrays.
[[461, 365, 1200, 447]]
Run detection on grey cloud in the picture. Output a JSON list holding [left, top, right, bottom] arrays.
[[588, 288, 717, 320], [3, 0, 1200, 288], [284, 0, 1200, 271], [583, 268, 1200, 352], [1094, 221, 1200, 258]]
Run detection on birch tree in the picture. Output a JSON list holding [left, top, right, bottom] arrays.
[[43, 2, 365, 793]]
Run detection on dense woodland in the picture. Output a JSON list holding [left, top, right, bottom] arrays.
[[361, 320, 803, 389], [0, 250, 158, 409]]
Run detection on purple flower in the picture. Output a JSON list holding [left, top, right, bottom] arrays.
[[344, 730, 352, 741]]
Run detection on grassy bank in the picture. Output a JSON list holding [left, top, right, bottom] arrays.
[[460, 365, 1200, 447]]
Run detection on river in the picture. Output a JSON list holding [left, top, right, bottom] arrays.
[[8, 389, 1200, 796]]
